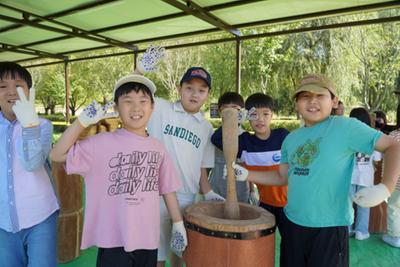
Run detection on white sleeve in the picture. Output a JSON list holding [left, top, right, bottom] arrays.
[[201, 125, 215, 168], [148, 97, 167, 136]]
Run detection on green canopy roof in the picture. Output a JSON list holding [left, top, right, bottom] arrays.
[[0, 0, 399, 64]]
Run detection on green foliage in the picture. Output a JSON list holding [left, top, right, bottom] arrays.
[[53, 123, 68, 134], [338, 11, 400, 112], [40, 113, 67, 121], [32, 65, 65, 115], [203, 42, 236, 101], [69, 52, 134, 115], [271, 119, 301, 132], [52, 132, 62, 144]]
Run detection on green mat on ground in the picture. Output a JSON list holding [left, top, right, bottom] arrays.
[[59, 233, 399, 267]]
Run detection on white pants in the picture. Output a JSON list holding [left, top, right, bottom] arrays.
[[387, 189, 400, 237], [157, 192, 196, 261]]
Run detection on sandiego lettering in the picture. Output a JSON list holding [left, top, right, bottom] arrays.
[[163, 124, 201, 148]]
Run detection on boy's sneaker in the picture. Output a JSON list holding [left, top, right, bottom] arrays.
[[382, 234, 400, 248], [355, 231, 370, 240]]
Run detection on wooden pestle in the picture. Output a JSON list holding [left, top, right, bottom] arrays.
[[221, 108, 240, 219]]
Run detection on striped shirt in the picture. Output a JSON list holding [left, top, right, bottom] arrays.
[[211, 127, 289, 206]]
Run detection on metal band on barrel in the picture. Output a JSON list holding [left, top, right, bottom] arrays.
[[184, 221, 275, 240]]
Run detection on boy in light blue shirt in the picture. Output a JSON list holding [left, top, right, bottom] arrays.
[[237, 74, 400, 267], [0, 62, 59, 267]]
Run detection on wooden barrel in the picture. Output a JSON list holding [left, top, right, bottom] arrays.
[[52, 161, 84, 263], [53, 118, 120, 263], [369, 161, 387, 233], [183, 202, 275, 267]]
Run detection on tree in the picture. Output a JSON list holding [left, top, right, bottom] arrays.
[[240, 34, 284, 111], [202, 42, 236, 103], [271, 21, 335, 114], [155, 44, 206, 101], [341, 13, 400, 111], [33, 65, 65, 114], [68, 51, 134, 115]]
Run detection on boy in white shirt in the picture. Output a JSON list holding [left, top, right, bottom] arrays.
[[147, 67, 222, 267]]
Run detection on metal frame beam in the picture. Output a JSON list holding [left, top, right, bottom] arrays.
[[233, 1, 400, 29], [0, 0, 258, 51], [235, 39, 241, 93], [0, 41, 66, 59], [161, 0, 241, 36], [64, 61, 71, 124], [0, 3, 137, 51], [0, 0, 120, 34]]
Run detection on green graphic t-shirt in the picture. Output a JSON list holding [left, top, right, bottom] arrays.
[[281, 116, 382, 227]]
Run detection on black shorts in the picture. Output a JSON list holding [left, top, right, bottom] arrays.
[[96, 247, 157, 267], [259, 202, 286, 238], [280, 213, 349, 267]]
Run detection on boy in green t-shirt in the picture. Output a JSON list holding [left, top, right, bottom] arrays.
[[234, 74, 400, 267]]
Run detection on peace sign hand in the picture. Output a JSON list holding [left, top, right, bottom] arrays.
[[12, 87, 40, 128]]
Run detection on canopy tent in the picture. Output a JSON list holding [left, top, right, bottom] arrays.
[[0, 0, 399, 122], [1, 0, 399, 64]]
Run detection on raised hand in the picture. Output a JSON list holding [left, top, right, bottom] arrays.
[[223, 162, 249, 182], [170, 221, 187, 257], [12, 87, 39, 128], [246, 107, 258, 121], [237, 108, 248, 124], [78, 100, 118, 128], [237, 107, 257, 124], [137, 45, 165, 73]]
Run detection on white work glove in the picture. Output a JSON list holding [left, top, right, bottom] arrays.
[[246, 107, 258, 121], [223, 163, 249, 182], [352, 183, 390, 208], [137, 45, 165, 73], [249, 191, 259, 206], [170, 221, 187, 257], [12, 87, 39, 128], [78, 100, 118, 128], [237, 107, 257, 124], [204, 190, 225, 201]]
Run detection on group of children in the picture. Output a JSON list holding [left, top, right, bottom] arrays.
[[1, 59, 400, 267]]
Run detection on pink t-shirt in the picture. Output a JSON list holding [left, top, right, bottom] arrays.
[[66, 128, 181, 251]]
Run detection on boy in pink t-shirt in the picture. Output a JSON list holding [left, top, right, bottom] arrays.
[[50, 73, 187, 267]]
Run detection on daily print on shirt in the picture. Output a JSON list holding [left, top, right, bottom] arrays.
[[107, 150, 161, 203]]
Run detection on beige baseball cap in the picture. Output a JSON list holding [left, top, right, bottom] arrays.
[[293, 74, 337, 98], [113, 74, 156, 99]]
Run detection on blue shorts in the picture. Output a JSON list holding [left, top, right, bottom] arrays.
[[0, 211, 58, 267]]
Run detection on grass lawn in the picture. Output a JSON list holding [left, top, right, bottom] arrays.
[[59, 232, 399, 267]]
